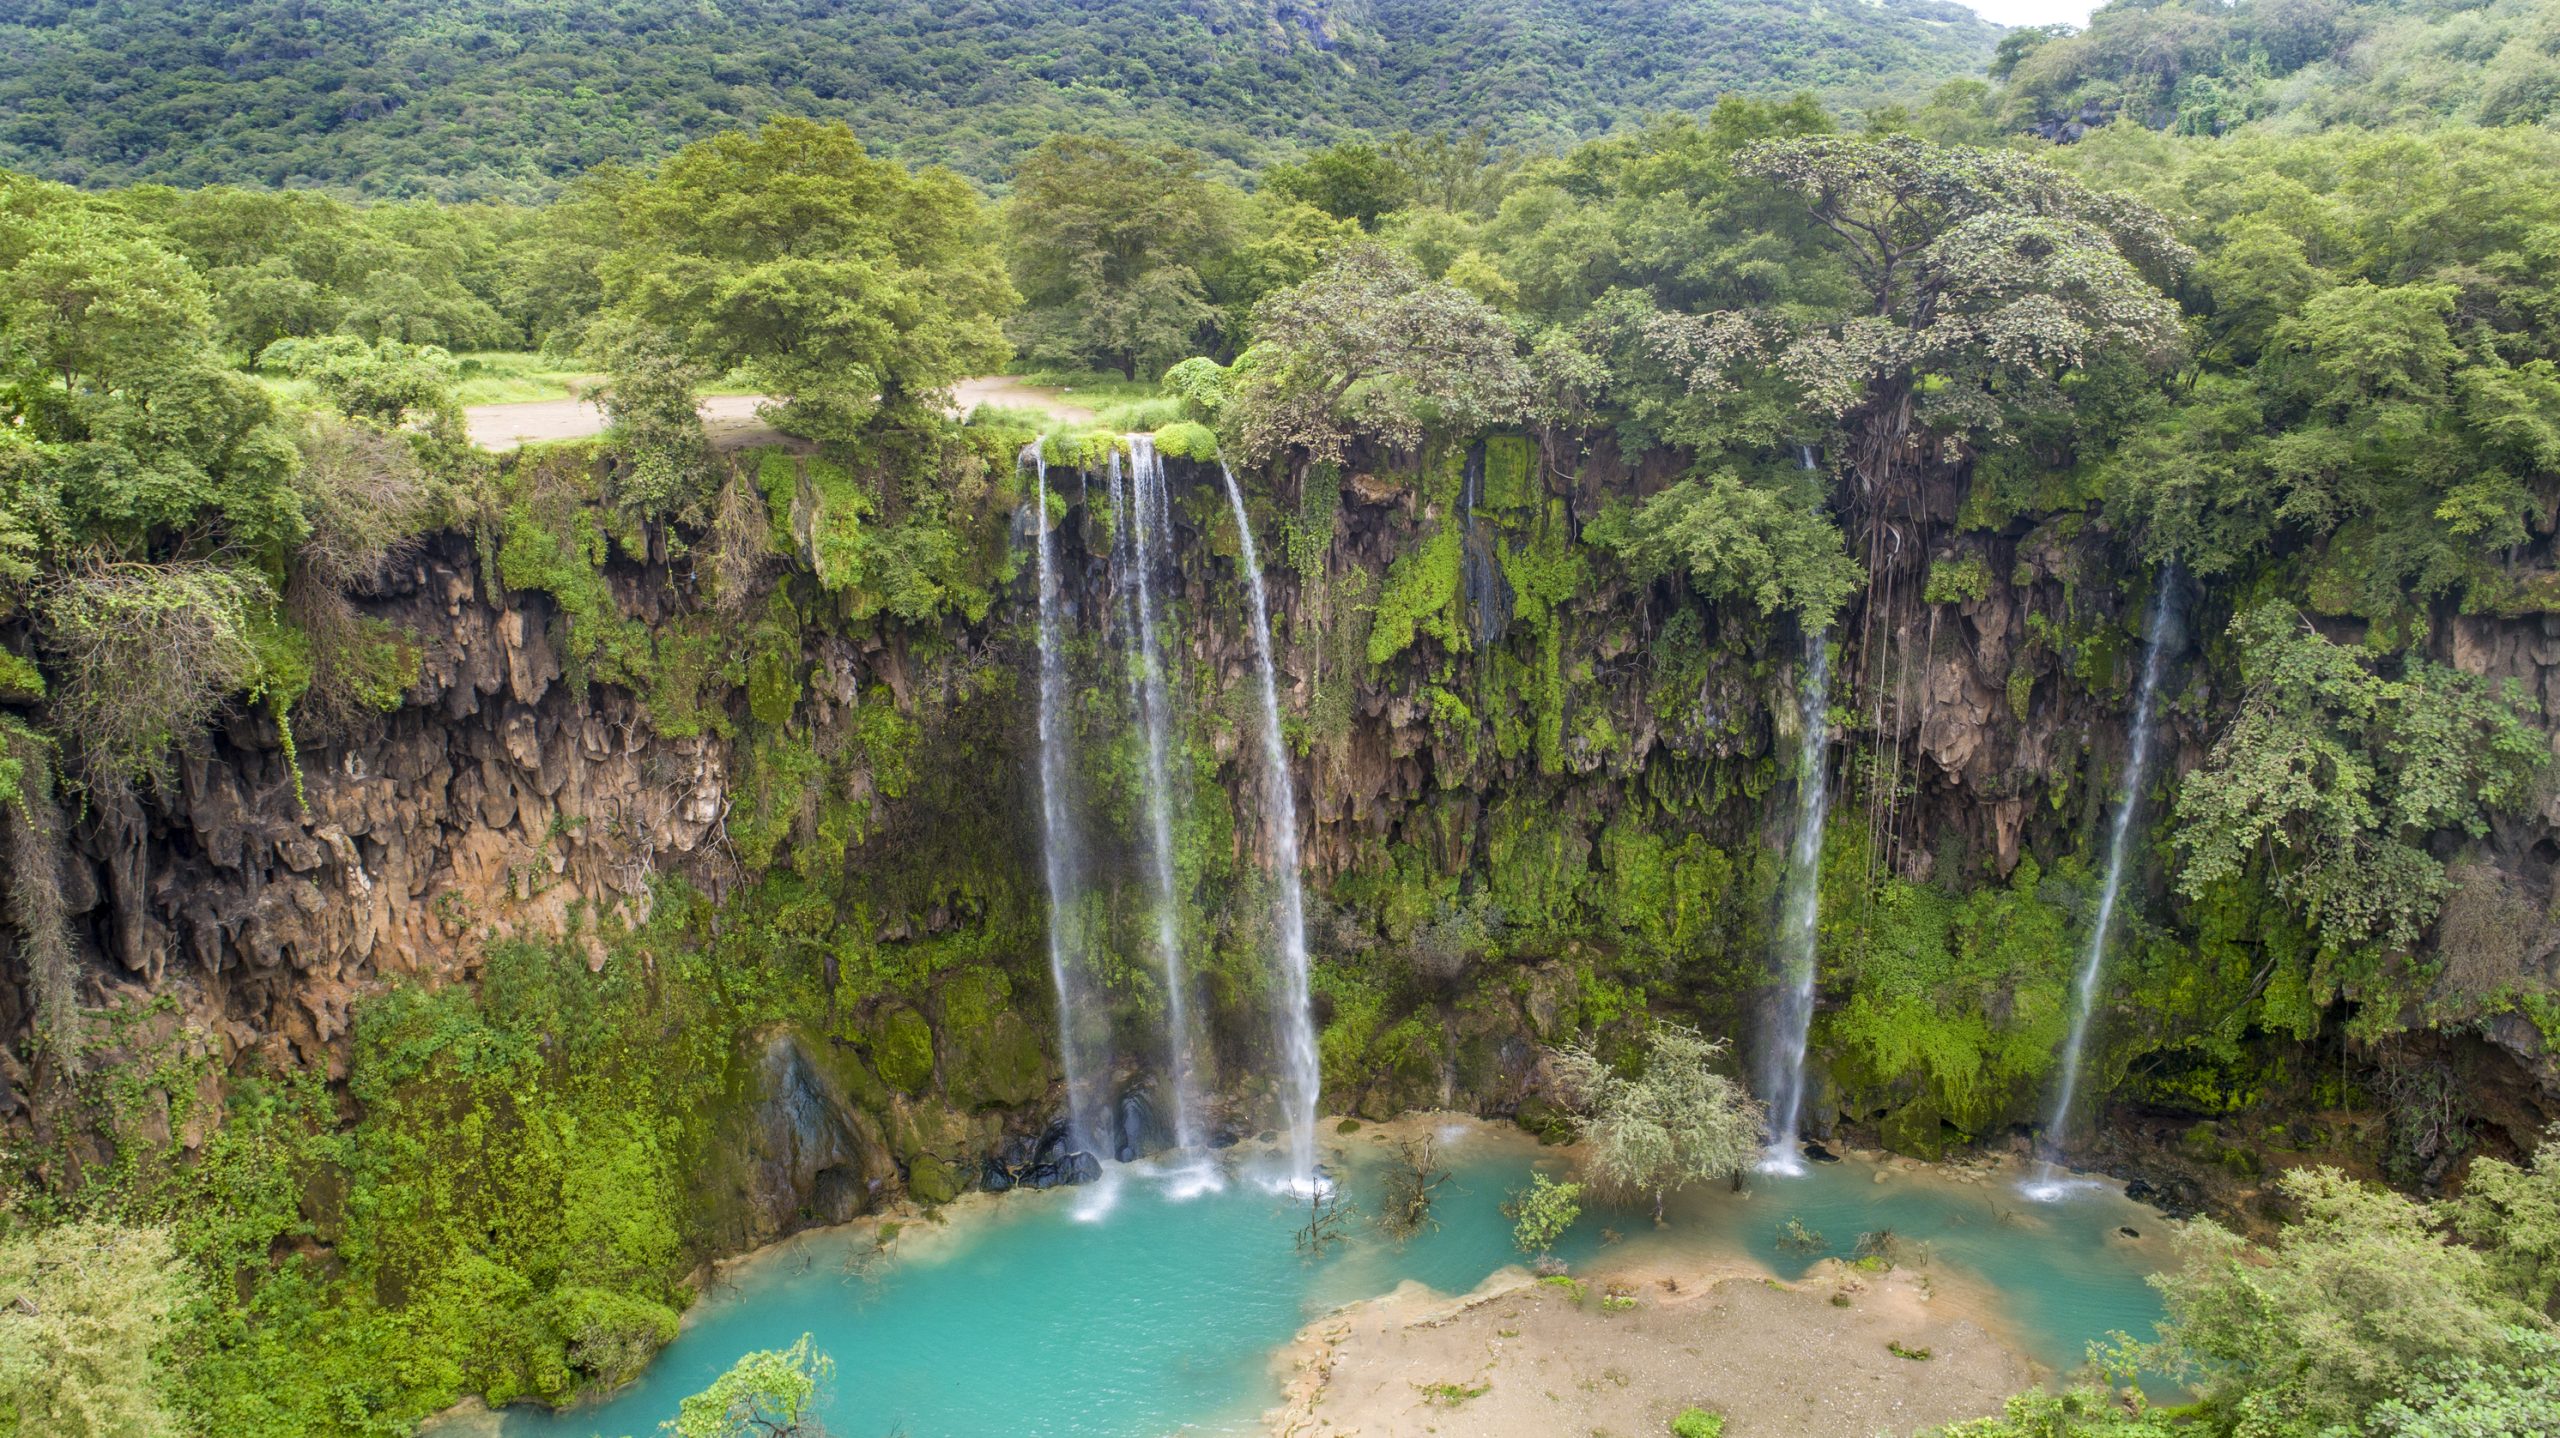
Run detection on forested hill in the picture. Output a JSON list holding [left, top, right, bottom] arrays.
[[0, 0, 2001, 199], [1995, 0, 2560, 136]]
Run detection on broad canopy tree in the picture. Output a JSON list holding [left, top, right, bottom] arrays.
[[1691, 135, 2192, 505], [598, 118, 1015, 445], [1003, 135, 1233, 380], [1222, 244, 1533, 466]]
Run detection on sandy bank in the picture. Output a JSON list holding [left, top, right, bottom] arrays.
[[1268, 1250, 2035, 1438]]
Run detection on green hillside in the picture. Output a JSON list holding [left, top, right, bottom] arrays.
[[0, 0, 2001, 198], [1996, 0, 2560, 136]]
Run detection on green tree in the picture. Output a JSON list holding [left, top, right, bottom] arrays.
[[2145, 1167, 2546, 1435], [0, 1222, 197, 1438], [1548, 1021, 1765, 1222], [1584, 467, 1863, 628], [258, 334, 463, 436], [2441, 1125, 2560, 1317], [1223, 244, 1531, 465], [663, 1334, 832, 1438], [1731, 135, 2189, 504], [2173, 603, 2545, 999], [1004, 136, 1232, 379], [598, 118, 1014, 444], [1263, 141, 1413, 229]]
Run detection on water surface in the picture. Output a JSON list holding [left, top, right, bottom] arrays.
[[480, 1129, 2168, 1438]]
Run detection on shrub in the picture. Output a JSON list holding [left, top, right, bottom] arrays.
[[37, 561, 268, 789], [1671, 1408, 1725, 1438]]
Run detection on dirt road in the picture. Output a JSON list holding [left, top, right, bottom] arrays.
[[462, 377, 1095, 451]]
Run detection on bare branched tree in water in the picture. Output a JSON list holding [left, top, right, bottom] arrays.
[[1376, 1135, 1451, 1240]]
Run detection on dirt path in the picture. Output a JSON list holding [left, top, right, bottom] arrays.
[[463, 394, 769, 451], [1269, 1257, 2035, 1438], [462, 377, 1094, 451], [948, 375, 1097, 425]]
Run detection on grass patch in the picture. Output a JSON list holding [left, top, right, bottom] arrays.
[[1415, 1378, 1491, 1406], [1093, 395, 1189, 431], [450, 351, 601, 405], [1888, 1340, 1934, 1361], [1672, 1409, 1726, 1438]]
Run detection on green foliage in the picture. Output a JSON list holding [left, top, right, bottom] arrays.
[[0, 2, 1999, 197], [258, 334, 463, 435], [2173, 603, 2545, 991], [1670, 1407, 1726, 1438], [1504, 1172, 1584, 1257], [1548, 1021, 1764, 1218], [1152, 421, 1220, 462], [2143, 1167, 2548, 1435], [1923, 554, 1993, 605], [1826, 857, 2075, 1132], [1005, 137, 1232, 380], [34, 562, 271, 790], [664, 1334, 831, 1438], [1227, 245, 1531, 466], [1585, 467, 1862, 628], [2001, 0, 2560, 139], [0, 1222, 196, 1438], [596, 118, 1014, 444]]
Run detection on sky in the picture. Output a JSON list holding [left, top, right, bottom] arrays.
[[1953, 0, 2103, 28]]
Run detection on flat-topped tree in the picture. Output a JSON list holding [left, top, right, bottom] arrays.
[[1732, 134, 2192, 506], [597, 118, 1015, 447]]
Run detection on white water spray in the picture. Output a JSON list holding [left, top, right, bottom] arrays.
[[1026, 440, 1111, 1164], [2027, 576, 2178, 1200], [1759, 630, 1835, 1174], [1113, 438, 1209, 1163], [1218, 463, 1323, 1193]]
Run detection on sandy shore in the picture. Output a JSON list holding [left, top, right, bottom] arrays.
[[1267, 1251, 2034, 1438], [1268, 1115, 2056, 1438]]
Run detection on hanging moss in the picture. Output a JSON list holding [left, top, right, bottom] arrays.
[[1481, 433, 1535, 511], [1365, 443, 1471, 666]]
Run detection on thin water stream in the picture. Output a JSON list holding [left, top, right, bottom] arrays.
[[1218, 464, 1322, 1194], [2031, 576, 2179, 1194], [1027, 441, 1110, 1157], [1761, 630, 1834, 1170]]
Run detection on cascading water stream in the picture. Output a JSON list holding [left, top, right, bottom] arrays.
[[1218, 463, 1323, 1194], [2027, 575, 2179, 1199], [1025, 440, 1111, 1175], [1113, 438, 1208, 1165], [1758, 630, 1835, 1175]]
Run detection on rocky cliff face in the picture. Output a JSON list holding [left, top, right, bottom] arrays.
[[7, 432, 2555, 1239]]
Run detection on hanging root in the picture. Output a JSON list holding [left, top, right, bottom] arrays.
[[3, 737, 82, 1082]]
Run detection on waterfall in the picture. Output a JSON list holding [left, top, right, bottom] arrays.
[[2029, 575, 2178, 1197], [1026, 440, 1110, 1163], [1759, 630, 1834, 1175], [1218, 463, 1323, 1193], [1113, 438, 1208, 1162]]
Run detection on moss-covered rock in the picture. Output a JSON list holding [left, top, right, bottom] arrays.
[[1154, 420, 1218, 461], [1878, 1096, 1950, 1161], [938, 968, 1047, 1110], [905, 1151, 965, 1205], [868, 1002, 936, 1093], [1515, 1093, 1575, 1145]]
